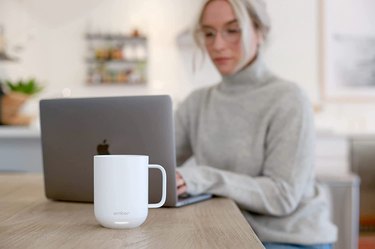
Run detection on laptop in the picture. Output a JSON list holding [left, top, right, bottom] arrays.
[[39, 95, 212, 207]]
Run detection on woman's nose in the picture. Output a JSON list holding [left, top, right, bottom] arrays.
[[211, 32, 226, 50]]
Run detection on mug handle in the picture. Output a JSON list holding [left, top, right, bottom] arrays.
[[148, 164, 167, 208]]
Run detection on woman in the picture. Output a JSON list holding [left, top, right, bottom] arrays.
[[175, 0, 337, 248]]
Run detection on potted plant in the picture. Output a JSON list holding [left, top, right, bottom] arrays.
[[1, 78, 43, 126]]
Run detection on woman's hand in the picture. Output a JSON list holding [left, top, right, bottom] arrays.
[[176, 171, 187, 196]]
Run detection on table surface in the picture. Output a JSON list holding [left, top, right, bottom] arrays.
[[0, 173, 264, 249]]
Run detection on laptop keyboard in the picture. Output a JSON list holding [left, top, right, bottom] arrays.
[[178, 193, 192, 200]]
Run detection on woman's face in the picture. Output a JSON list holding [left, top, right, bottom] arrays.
[[200, 0, 260, 76]]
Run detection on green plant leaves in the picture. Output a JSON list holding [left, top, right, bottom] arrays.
[[5, 78, 43, 95]]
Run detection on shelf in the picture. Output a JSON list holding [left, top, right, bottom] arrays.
[[0, 126, 40, 138], [86, 59, 146, 64], [85, 33, 147, 43], [84, 32, 148, 86], [87, 81, 146, 85]]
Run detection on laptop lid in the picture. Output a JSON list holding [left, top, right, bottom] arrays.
[[39, 95, 178, 206]]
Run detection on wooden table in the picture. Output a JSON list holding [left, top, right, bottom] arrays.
[[0, 174, 264, 249]]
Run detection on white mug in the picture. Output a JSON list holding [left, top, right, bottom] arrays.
[[94, 155, 167, 229]]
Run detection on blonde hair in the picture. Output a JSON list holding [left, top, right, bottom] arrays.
[[193, 0, 271, 71]]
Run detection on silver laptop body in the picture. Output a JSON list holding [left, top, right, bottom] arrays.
[[39, 95, 211, 207]]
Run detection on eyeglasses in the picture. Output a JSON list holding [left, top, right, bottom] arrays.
[[197, 26, 242, 45]]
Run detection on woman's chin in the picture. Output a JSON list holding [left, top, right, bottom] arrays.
[[216, 66, 236, 76]]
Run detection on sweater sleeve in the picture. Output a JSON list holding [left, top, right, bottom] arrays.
[[177, 87, 316, 216]]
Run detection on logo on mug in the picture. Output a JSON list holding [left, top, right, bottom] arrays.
[[113, 211, 130, 216]]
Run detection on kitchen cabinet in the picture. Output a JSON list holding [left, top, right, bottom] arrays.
[[0, 127, 42, 172]]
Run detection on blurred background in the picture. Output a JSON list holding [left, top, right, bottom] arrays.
[[0, 0, 373, 133], [0, 0, 374, 248]]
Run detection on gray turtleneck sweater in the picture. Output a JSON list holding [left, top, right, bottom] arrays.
[[175, 56, 337, 244]]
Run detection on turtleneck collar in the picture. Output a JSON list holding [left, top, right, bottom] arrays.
[[217, 53, 273, 93]]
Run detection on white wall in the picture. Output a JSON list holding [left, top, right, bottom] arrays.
[[0, 0, 204, 100], [265, 0, 320, 101], [1, 0, 374, 134]]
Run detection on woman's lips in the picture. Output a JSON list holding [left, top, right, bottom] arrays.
[[213, 57, 231, 64]]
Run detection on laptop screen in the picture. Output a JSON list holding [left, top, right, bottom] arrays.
[[40, 95, 178, 206]]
